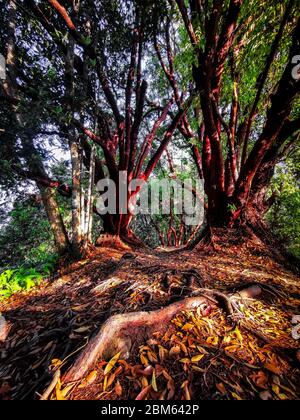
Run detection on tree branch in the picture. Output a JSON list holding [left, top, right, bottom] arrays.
[[241, 0, 295, 166]]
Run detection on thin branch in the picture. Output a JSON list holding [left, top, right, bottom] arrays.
[[47, 0, 76, 31], [241, 0, 295, 166]]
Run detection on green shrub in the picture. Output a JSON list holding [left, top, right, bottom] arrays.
[[0, 253, 58, 300]]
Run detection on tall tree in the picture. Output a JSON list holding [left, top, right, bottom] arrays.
[[1, 0, 193, 247], [172, 0, 299, 229], [1, 0, 69, 254]]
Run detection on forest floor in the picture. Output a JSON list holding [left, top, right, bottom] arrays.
[[0, 228, 300, 401]]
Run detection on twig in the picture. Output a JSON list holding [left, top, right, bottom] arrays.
[[40, 369, 61, 401]]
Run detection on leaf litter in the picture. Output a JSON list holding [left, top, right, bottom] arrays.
[[0, 232, 299, 400]]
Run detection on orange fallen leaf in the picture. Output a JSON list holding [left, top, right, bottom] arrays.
[[216, 383, 227, 396], [115, 381, 123, 397], [250, 371, 268, 390], [135, 385, 152, 400]]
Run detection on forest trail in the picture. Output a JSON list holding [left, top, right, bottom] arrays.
[[0, 229, 299, 400]]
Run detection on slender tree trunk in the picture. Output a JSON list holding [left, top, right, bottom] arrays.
[[85, 143, 95, 243], [65, 15, 85, 255], [39, 187, 69, 254], [5, 0, 69, 254], [69, 138, 84, 253]]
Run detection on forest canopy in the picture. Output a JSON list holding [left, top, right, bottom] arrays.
[[0, 0, 299, 265]]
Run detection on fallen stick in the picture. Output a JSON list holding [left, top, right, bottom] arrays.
[[40, 370, 61, 401]]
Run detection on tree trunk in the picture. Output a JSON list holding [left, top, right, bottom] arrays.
[[85, 143, 95, 243], [39, 187, 70, 254], [5, 0, 70, 255], [69, 138, 84, 254]]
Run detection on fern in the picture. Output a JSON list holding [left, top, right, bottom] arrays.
[[0, 254, 58, 300]]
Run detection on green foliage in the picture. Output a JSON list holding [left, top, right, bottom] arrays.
[[0, 252, 58, 300], [268, 148, 300, 259], [0, 198, 55, 269], [0, 268, 42, 299]]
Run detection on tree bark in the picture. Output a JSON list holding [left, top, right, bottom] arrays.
[[39, 187, 70, 254]]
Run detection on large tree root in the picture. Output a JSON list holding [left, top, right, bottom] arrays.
[[96, 234, 132, 251], [63, 296, 210, 383], [63, 285, 262, 384]]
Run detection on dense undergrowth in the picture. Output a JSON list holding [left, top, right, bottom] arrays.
[[0, 253, 58, 300]]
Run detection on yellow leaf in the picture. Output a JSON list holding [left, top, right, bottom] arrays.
[[159, 346, 168, 362], [104, 352, 121, 376], [197, 346, 209, 354], [61, 383, 75, 398], [207, 336, 219, 346], [191, 366, 206, 372], [191, 354, 204, 363], [108, 371, 118, 388], [55, 379, 65, 401], [232, 392, 242, 400], [103, 375, 108, 392], [152, 370, 158, 392], [234, 327, 243, 343], [142, 377, 149, 388], [272, 385, 288, 400], [85, 370, 98, 385], [51, 359, 62, 368], [225, 345, 239, 354]]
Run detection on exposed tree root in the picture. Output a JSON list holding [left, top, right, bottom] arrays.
[[186, 225, 216, 251], [96, 234, 132, 251], [63, 285, 262, 383], [63, 296, 211, 383], [120, 231, 148, 249], [96, 232, 148, 251]]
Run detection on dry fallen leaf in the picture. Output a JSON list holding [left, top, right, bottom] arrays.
[[169, 346, 181, 357], [115, 381, 123, 397], [250, 371, 268, 390], [104, 352, 121, 376], [151, 370, 158, 392], [191, 354, 204, 363], [135, 385, 152, 400]]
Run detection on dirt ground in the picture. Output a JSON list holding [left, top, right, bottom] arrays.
[[0, 229, 299, 400]]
